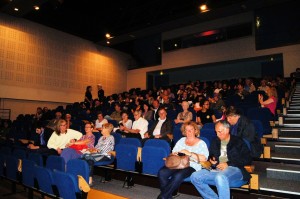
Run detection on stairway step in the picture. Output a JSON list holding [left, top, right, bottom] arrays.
[[267, 165, 300, 182], [279, 129, 300, 137], [275, 144, 300, 154], [260, 174, 300, 195], [278, 137, 300, 142], [271, 153, 300, 164]]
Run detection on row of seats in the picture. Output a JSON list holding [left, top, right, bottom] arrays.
[[0, 147, 90, 199]]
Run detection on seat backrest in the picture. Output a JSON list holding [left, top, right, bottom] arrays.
[[5, 155, 19, 181], [53, 170, 78, 199], [200, 137, 210, 149], [0, 154, 5, 177], [251, 120, 264, 138], [35, 166, 54, 195], [172, 123, 183, 145], [46, 155, 65, 171], [66, 159, 89, 183], [144, 139, 171, 156], [0, 146, 12, 155], [22, 159, 36, 187], [27, 152, 43, 166], [12, 148, 27, 160], [202, 123, 215, 130], [142, 146, 167, 176], [115, 144, 138, 172], [92, 132, 101, 146], [119, 138, 141, 147], [112, 132, 122, 145], [108, 119, 119, 127], [247, 107, 272, 135], [200, 128, 217, 144]]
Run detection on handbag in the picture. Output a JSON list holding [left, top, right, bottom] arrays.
[[165, 154, 190, 169]]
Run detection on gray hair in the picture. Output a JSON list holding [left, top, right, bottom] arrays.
[[215, 120, 231, 129]]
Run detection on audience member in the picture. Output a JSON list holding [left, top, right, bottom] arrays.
[[144, 108, 173, 143], [95, 112, 108, 131], [196, 99, 216, 127], [115, 111, 133, 134], [47, 119, 82, 155], [97, 84, 105, 101], [125, 110, 148, 139], [27, 123, 52, 154], [157, 121, 209, 199], [82, 123, 114, 185], [65, 113, 72, 129], [191, 120, 252, 199], [61, 121, 95, 164], [225, 106, 262, 158], [258, 85, 278, 116], [142, 103, 154, 121], [46, 111, 62, 130], [84, 86, 93, 109], [235, 83, 249, 100], [106, 103, 122, 122], [34, 107, 43, 121], [174, 101, 193, 124], [152, 100, 160, 121]]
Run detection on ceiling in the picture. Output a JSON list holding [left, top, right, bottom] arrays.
[[0, 0, 293, 49], [1, 0, 256, 42]]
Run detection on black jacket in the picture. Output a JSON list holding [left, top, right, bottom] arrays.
[[148, 118, 173, 141], [236, 116, 263, 158], [210, 135, 252, 182]]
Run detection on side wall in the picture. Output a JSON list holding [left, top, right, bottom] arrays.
[[0, 13, 130, 119], [127, 12, 300, 90]]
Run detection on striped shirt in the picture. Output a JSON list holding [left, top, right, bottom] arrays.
[[94, 135, 115, 158]]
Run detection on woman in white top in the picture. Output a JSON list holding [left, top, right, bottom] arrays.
[[95, 112, 108, 131], [157, 121, 209, 199], [119, 111, 133, 130], [47, 119, 82, 155]]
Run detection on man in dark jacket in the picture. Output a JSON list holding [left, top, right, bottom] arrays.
[[144, 107, 173, 143], [191, 120, 252, 199], [225, 106, 263, 158], [27, 124, 52, 154]]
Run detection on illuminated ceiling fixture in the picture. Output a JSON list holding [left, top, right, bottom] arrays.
[[106, 40, 110, 44], [105, 33, 111, 38], [34, 6, 40, 11], [14, 7, 19, 11], [200, 4, 209, 13], [160, 71, 164, 75], [256, 17, 261, 28]]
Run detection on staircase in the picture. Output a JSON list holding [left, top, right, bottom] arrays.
[[259, 83, 300, 196]]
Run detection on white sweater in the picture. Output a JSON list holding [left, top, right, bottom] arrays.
[[47, 129, 82, 150]]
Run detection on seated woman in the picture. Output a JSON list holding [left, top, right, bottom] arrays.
[[47, 119, 82, 156], [142, 103, 154, 121], [174, 101, 193, 124], [115, 111, 133, 134], [258, 85, 278, 116], [157, 121, 209, 199], [196, 99, 216, 128], [94, 112, 108, 131], [82, 123, 115, 185], [60, 122, 95, 163]]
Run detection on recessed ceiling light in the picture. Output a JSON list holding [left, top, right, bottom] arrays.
[[106, 41, 110, 44], [200, 4, 209, 12], [34, 6, 40, 10], [105, 33, 111, 38], [14, 7, 19, 11]]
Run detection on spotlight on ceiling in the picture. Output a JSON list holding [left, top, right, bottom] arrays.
[[14, 7, 19, 12], [34, 6, 40, 10], [199, 4, 209, 12], [105, 33, 111, 38]]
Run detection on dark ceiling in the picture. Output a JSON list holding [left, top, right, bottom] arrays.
[[1, 0, 255, 42], [0, 0, 293, 47]]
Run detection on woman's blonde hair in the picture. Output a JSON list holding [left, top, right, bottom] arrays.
[[55, 119, 67, 135], [267, 85, 278, 98], [102, 123, 114, 132], [180, 121, 200, 137]]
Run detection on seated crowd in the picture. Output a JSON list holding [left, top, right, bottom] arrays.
[[0, 76, 291, 198]]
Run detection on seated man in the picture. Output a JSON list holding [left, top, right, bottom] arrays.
[[191, 120, 252, 199], [144, 107, 173, 143], [105, 103, 122, 122], [27, 124, 53, 154], [46, 111, 62, 130], [121, 110, 148, 139], [225, 106, 262, 158]]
